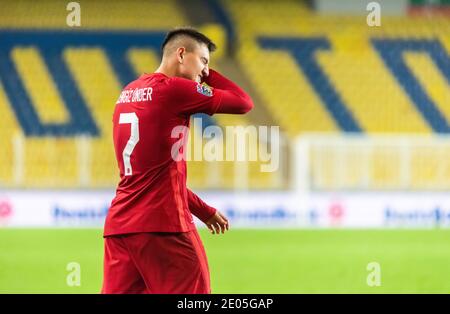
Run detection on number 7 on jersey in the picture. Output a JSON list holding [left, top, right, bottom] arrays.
[[119, 113, 139, 176]]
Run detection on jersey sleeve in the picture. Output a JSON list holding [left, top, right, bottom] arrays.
[[204, 69, 254, 114], [166, 70, 254, 117], [187, 189, 217, 223], [166, 77, 223, 117]]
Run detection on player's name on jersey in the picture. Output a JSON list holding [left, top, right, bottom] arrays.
[[116, 87, 153, 104]]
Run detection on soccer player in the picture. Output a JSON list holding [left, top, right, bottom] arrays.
[[102, 27, 254, 294]]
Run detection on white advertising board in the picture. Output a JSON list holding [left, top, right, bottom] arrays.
[[1, 190, 449, 228]]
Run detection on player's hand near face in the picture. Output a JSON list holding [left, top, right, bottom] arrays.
[[206, 211, 229, 235]]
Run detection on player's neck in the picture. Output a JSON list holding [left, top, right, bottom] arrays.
[[155, 62, 177, 78]]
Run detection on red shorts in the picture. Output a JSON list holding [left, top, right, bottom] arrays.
[[101, 229, 211, 294]]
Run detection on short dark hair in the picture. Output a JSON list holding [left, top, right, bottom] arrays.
[[161, 27, 217, 54]]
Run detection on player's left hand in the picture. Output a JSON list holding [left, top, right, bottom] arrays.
[[205, 211, 229, 235]]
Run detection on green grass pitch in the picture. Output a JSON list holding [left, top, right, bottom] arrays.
[[0, 228, 449, 293]]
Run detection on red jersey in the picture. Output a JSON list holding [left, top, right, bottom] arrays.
[[104, 70, 253, 236]]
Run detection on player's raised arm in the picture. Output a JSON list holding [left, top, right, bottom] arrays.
[[165, 76, 222, 116], [165, 72, 253, 117], [203, 69, 254, 114]]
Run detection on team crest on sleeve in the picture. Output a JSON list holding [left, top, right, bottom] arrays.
[[196, 84, 213, 97]]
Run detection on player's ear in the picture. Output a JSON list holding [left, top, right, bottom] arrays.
[[176, 47, 185, 64]]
